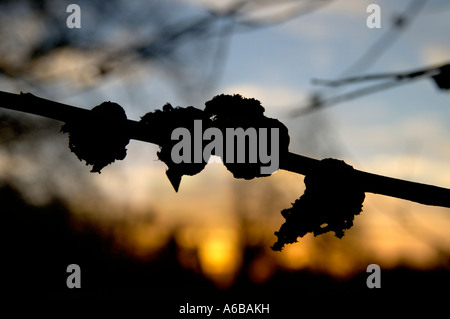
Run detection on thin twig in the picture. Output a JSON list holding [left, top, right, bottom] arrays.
[[1, 90, 449, 208], [291, 63, 448, 117], [290, 78, 409, 117], [312, 63, 444, 87]]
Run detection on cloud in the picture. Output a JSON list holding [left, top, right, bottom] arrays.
[[180, 0, 236, 11], [421, 45, 450, 66], [326, 0, 374, 17], [220, 83, 306, 111]]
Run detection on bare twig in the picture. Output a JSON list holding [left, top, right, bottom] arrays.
[[290, 79, 408, 117], [1, 90, 449, 208], [290, 0, 431, 116], [312, 63, 445, 87], [291, 63, 449, 116]]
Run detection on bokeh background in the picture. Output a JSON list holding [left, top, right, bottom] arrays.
[[0, 0, 449, 308]]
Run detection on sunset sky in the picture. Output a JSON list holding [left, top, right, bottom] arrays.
[[1, 0, 449, 287]]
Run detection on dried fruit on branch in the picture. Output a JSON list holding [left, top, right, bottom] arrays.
[[204, 94, 290, 179], [2, 90, 449, 252], [61, 101, 129, 173], [140, 104, 208, 192], [272, 159, 365, 251]]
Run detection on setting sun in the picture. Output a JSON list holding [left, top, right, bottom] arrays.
[[197, 228, 241, 287]]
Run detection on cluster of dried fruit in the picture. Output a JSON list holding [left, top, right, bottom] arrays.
[[61, 94, 365, 251]]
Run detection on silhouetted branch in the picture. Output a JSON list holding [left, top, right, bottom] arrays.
[[283, 152, 450, 207], [1, 90, 449, 209], [2, 90, 450, 250], [291, 79, 408, 117], [312, 63, 447, 88], [291, 63, 450, 116]]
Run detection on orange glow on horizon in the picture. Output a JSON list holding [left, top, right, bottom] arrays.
[[197, 228, 241, 288], [275, 237, 311, 270], [60, 162, 450, 283]]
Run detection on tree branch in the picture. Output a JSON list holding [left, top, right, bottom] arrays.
[[282, 152, 450, 207], [1, 90, 449, 208]]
